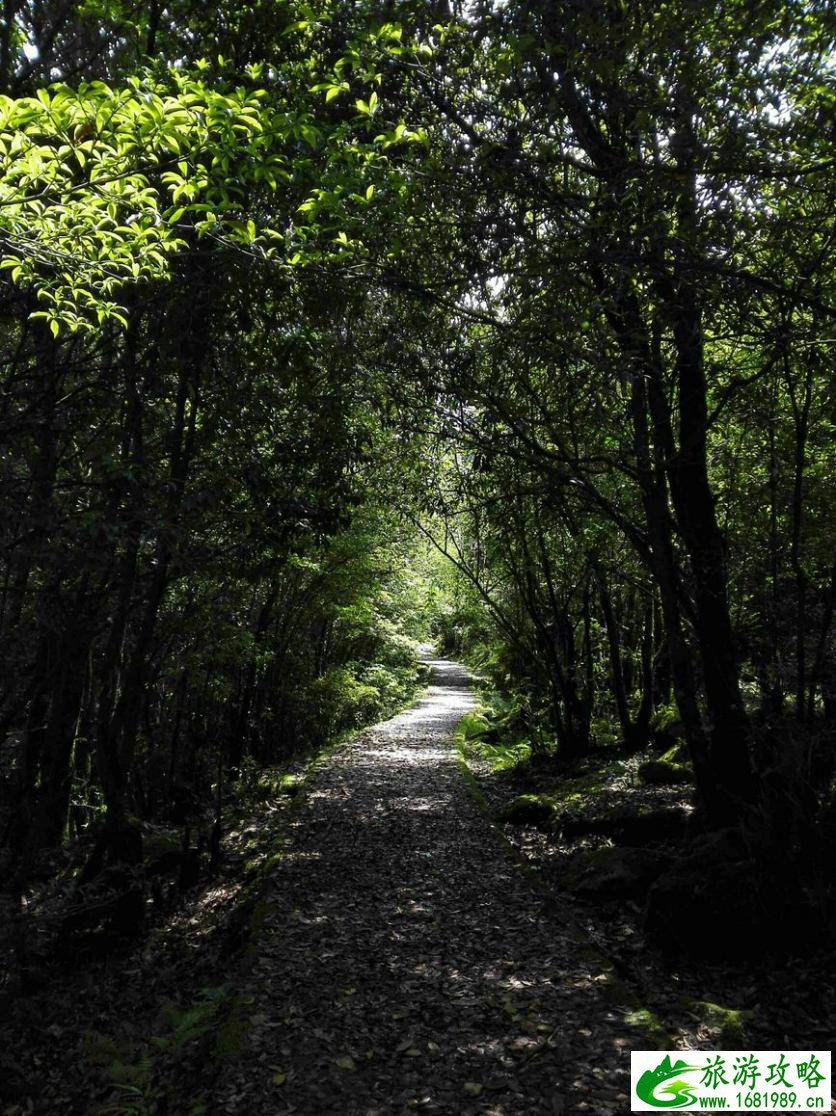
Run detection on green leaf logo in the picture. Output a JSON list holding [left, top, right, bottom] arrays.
[[636, 1056, 701, 1108]]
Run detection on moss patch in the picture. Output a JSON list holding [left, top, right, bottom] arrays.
[[495, 793, 556, 829], [685, 998, 751, 1045], [638, 759, 692, 786], [278, 774, 304, 797], [554, 771, 606, 799], [624, 1007, 670, 1048], [659, 743, 691, 768]]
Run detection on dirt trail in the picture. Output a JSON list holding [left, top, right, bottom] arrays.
[[217, 657, 633, 1114]]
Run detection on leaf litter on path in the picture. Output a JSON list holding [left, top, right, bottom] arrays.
[[214, 658, 636, 1114]]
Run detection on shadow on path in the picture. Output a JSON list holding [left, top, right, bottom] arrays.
[[217, 658, 633, 1115]]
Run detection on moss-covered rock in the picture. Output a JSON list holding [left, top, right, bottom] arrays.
[[278, 774, 304, 797], [495, 793, 555, 829], [650, 709, 688, 750], [638, 759, 692, 786], [659, 742, 691, 767]]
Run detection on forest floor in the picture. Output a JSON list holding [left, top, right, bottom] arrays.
[[208, 657, 655, 1115], [462, 720, 836, 1074], [4, 658, 834, 1114]]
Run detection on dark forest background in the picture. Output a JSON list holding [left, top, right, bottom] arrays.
[[0, 0, 833, 1056]]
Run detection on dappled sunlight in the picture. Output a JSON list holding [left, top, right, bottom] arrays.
[[282, 849, 323, 865], [218, 657, 632, 1114]]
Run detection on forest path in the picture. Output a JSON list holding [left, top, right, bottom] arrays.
[[216, 657, 632, 1114]]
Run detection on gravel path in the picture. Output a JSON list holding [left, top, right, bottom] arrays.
[[217, 658, 634, 1114]]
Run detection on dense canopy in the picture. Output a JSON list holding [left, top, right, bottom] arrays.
[[0, 0, 834, 1109]]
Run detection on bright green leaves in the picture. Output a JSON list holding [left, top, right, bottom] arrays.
[[355, 91, 378, 116], [0, 5, 430, 334], [0, 76, 284, 331]]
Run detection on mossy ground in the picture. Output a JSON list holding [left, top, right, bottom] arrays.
[[682, 999, 751, 1046], [455, 695, 835, 1056]]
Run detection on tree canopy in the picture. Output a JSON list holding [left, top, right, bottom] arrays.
[[0, 0, 834, 1000]]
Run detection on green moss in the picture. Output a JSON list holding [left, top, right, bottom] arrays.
[[242, 857, 261, 878], [624, 1008, 670, 1048], [571, 949, 671, 1048], [650, 704, 680, 732], [262, 851, 284, 874], [555, 771, 606, 798], [659, 743, 691, 767], [686, 999, 751, 1046], [278, 774, 304, 796], [459, 734, 533, 773], [495, 793, 556, 828], [638, 759, 692, 786], [560, 792, 584, 807], [242, 835, 285, 880]]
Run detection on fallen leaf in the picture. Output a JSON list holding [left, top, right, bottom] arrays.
[[335, 1056, 356, 1071], [463, 1082, 483, 1097]]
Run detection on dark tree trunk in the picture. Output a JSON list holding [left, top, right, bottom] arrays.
[[662, 102, 754, 812], [596, 569, 632, 747]]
